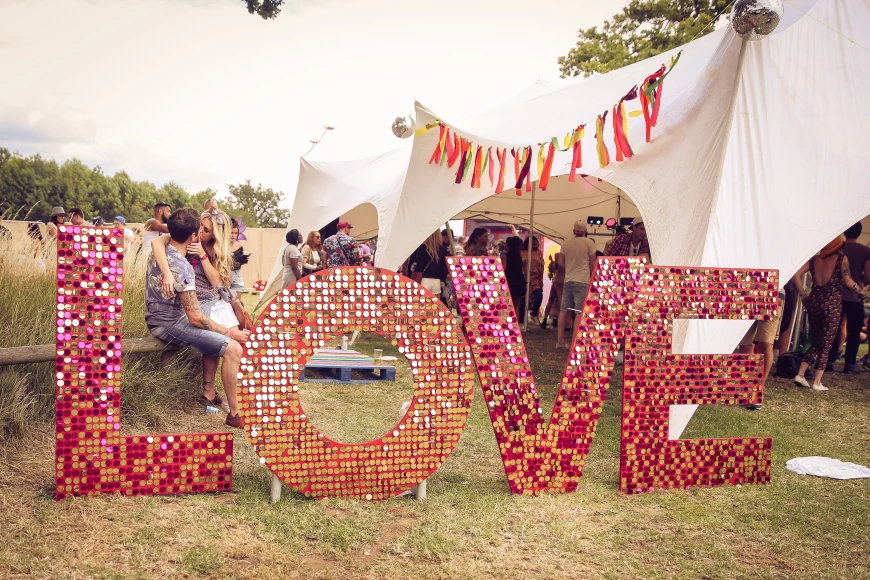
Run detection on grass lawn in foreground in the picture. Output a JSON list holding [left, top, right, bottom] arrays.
[[0, 327, 868, 579]]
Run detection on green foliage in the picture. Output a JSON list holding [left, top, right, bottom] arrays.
[[223, 180, 291, 228], [558, 0, 730, 78], [0, 147, 195, 223], [242, 0, 284, 19]]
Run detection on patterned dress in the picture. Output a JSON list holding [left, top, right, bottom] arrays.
[[803, 254, 845, 371]]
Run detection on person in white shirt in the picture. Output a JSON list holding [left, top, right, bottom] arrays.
[[556, 220, 598, 349], [143, 202, 171, 258]]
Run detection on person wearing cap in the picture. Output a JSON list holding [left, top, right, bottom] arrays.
[[556, 220, 597, 349], [605, 219, 650, 258], [792, 235, 870, 391], [323, 220, 357, 267], [114, 216, 135, 240], [46, 206, 66, 237]]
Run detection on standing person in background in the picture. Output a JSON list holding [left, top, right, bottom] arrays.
[[46, 206, 65, 238], [827, 222, 870, 373], [203, 198, 218, 212], [464, 228, 489, 257], [606, 219, 650, 259], [521, 236, 545, 325], [542, 250, 564, 329], [556, 221, 597, 349], [792, 236, 869, 390], [323, 221, 357, 267], [229, 218, 249, 297], [144, 202, 171, 248], [501, 236, 527, 324], [68, 208, 87, 226], [776, 278, 800, 358], [282, 229, 303, 288], [454, 235, 466, 256], [411, 231, 449, 304], [301, 231, 325, 274]]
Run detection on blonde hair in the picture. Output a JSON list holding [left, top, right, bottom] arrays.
[[424, 230, 442, 263], [201, 209, 233, 288]]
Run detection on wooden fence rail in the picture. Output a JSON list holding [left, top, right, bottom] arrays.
[[0, 336, 180, 367]]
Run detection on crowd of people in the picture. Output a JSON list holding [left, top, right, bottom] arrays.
[[11, 202, 869, 423]]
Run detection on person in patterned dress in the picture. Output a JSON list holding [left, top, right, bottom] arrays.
[[792, 236, 869, 391]]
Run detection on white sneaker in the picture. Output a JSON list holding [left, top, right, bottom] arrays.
[[794, 375, 810, 388], [812, 384, 829, 391]]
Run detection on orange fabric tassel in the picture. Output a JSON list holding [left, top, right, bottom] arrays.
[[429, 125, 446, 165], [472, 145, 484, 188], [496, 148, 507, 193], [539, 142, 555, 191]]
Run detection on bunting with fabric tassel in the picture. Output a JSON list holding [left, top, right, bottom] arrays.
[[447, 132, 460, 167], [471, 145, 484, 188], [539, 142, 556, 191], [421, 57, 676, 190], [495, 148, 507, 193], [515, 146, 532, 193], [613, 86, 638, 161], [569, 125, 585, 182], [455, 139, 470, 184], [429, 125, 447, 165], [596, 113, 610, 168], [512, 148, 522, 195], [462, 141, 474, 183]]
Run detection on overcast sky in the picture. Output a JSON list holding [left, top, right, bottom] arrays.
[[0, 0, 624, 205]]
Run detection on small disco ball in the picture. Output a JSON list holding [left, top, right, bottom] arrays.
[[731, 0, 784, 40], [391, 116, 415, 139]]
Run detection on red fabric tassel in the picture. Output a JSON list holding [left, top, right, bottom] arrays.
[[512, 148, 521, 195], [539, 143, 555, 191], [455, 139, 469, 184], [429, 125, 445, 165], [612, 105, 624, 163], [615, 102, 633, 159], [569, 140, 580, 183], [496, 148, 506, 193], [487, 147, 494, 187], [472, 146, 483, 188], [447, 133, 461, 167], [516, 147, 532, 191]]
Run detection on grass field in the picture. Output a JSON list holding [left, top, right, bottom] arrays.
[[1, 238, 869, 578]]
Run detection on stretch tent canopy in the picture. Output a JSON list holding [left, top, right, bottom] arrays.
[[261, 0, 870, 436]]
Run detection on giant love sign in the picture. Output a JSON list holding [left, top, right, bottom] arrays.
[[54, 226, 778, 501]]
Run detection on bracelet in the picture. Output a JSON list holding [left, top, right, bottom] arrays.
[[227, 328, 235, 340]]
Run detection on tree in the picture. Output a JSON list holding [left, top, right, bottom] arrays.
[[558, 0, 729, 78], [242, 0, 284, 19], [223, 180, 291, 228]]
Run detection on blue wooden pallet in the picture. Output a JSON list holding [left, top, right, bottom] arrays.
[[300, 363, 396, 383]]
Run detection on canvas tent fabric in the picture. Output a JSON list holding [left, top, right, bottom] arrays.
[[260, 0, 869, 436]]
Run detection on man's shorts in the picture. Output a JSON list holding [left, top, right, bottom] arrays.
[[739, 319, 779, 346], [561, 281, 589, 312], [150, 317, 229, 357]]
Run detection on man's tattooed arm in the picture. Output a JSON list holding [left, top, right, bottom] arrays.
[[180, 291, 227, 335]]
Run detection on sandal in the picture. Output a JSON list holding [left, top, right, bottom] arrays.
[[200, 394, 224, 408]]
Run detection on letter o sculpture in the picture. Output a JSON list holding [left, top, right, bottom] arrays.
[[239, 267, 475, 500]]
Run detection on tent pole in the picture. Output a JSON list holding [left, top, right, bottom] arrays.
[[444, 222, 456, 255], [523, 181, 538, 332]]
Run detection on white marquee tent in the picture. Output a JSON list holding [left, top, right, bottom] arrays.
[[261, 0, 870, 436]]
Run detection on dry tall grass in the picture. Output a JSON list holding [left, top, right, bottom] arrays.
[[0, 227, 204, 442]]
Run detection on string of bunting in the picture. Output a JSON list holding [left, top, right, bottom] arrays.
[[422, 52, 680, 195]]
